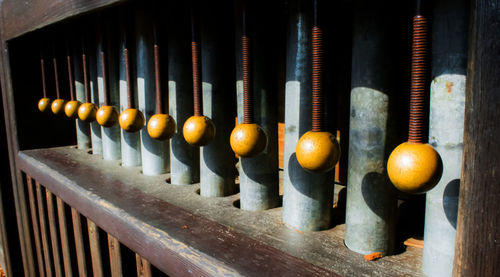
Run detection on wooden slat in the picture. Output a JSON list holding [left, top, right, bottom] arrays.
[[26, 176, 45, 277], [108, 235, 122, 277], [135, 254, 151, 277], [35, 181, 53, 277], [56, 197, 73, 277], [46, 190, 63, 277], [71, 208, 87, 277], [87, 219, 104, 277]]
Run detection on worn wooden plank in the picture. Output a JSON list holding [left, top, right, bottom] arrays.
[[0, 0, 125, 40], [56, 197, 73, 277], [46, 190, 63, 277], [26, 176, 46, 277], [453, 0, 500, 276], [17, 149, 343, 277], [135, 254, 151, 277], [71, 208, 87, 277], [108, 235, 122, 277], [35, 181, 53, 277], [87, 219, 104, 277]]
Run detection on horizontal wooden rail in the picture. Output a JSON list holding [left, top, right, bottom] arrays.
[[17, 148, 339, 276]]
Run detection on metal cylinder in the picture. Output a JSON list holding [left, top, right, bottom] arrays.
[[86, 40, 103, 155], [73, 50, 91, 150], [282, 0, 334, 231], [135, 5, 169, 176], [97, 25, 121, 161], [422, 0, 467, 275], [344, 3, 397, 255], [166, 2, 200, 185], [235, 0, 279, 210], [199, 0, 237, 197]]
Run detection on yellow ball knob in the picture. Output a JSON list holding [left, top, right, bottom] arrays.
[[51, 99, 66, 115], [296, 131, 340, 173], [64, 100, 81, 119], [78, 102, 97, 122], [38, 98, 51, 112], [118, 108, 145, 132], [96, 106, 119, 127], [387, 142, 442, 194], [147, 113, 176, 140], [230, 123, 267, 157], [182, 115, 216, 146]]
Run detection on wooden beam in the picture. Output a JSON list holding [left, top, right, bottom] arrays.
[[453, 0, 500, 275]]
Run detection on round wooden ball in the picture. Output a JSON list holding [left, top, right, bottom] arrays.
[[296, 131, 340, 173], [78, 102, 97, 122], [64, 100, 81, 119], [147, 113, 176, 140], [51, 99, 66, 115], [118, 108, 145, 132], [96, 106, 119, 127], [182, 115, 216, 146], [387, 142, 442, 194], [230, 123, 267, 157], [38, 98, 51, 112]]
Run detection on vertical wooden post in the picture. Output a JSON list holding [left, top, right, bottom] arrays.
[[108, 235, 122, 277], [35, 182, 53, 277], [56, 197, 73, 277], [71, 209, 88, 277], [26, 176, 45, 277], [453, 0, 500, 275], [87, 219, 104, 277], [135, 254, 151, 277], [45, 190, 63, 277]]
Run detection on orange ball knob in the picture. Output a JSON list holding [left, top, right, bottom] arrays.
[[182, 115, 216, 146], [78, 102, 97, 122], [38, 98, 51, 112], [230, 123, 267, 157], [96, 106, 119, 127], [118, 108, 145, 133], [51, 99, 66, 115], [64, 100, 81, 119], [147, 114, 176, 140], [296, 131, 340, 173], [387, 142, 442, 194]]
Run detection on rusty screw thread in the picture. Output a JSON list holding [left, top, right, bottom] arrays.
[[124, 48, 134, 109], [154, 44, 163, 114], [242, 35, 253, 124], [67, 56, 74, 101], [311, 25, 324, 132], [191, 41, 202, 116], [101, 51, 109, 106], [40, 58, 47, 98], [53, 58, 61, 99], [408, 15, 428, 144], [82, 54, 90, 103]]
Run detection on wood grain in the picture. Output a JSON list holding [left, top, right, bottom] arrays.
[[26, 176, 45, 277], [71, 208, 87, 277], [87, 219, 104, 277], [35, 181, 53, 277], [108, 235, 122, 277], [46, 190, 63, 277], [135, 254, 151, 277], [56, 197, 73, 277]]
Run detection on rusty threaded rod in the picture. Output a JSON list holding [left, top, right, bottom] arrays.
[[66, 55, 74, 101], [101, 51, 110, 106], [242, 4, 253, 124], [408, 14, 428, 143], [154, 44, 163, 114], [311, 0, 324, 132], [124, 48, 134, 109], [82, 54, 90, 103], [40, 58, 47, 98], [53, 58, 61, 99], [191, 11, 202, 117]]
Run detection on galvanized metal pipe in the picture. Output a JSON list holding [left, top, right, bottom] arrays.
[[282, 0, 334, 231], [344, 4, 397, 255], [199, 0, 237, 197], [85, 44, 103, 155], [135, 5, 169, 176], [72, 47, 91, 150], [422, 0, 467, 275]]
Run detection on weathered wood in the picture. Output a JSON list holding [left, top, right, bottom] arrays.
[[46, 190, 63, 277], [56, 197, 73, 277], [35, 181, 53, 277], [87, 219, 104, 277], [108, 235, 122, 277], [0, 0, 125, 40], [453, 0, 500, 276], [135, 254, 151, 277], [71, 208, 87, 277], [26, 176, 46, 277]]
